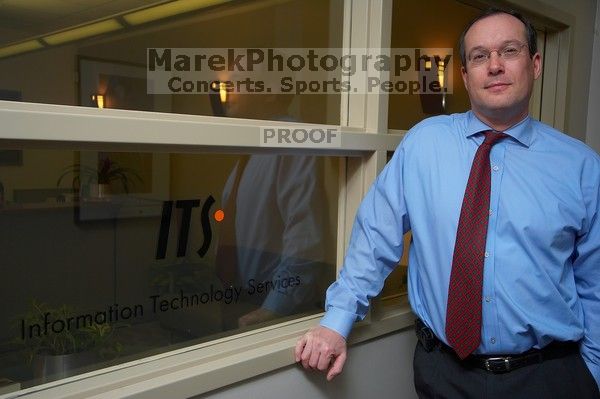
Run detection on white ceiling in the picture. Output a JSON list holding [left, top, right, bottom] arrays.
[[0, 0, 166, 46]]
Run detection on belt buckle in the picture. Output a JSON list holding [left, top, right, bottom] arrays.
[[484, 356, 512, 372]]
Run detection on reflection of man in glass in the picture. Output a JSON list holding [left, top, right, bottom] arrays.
[[215, 77, 329, 329]]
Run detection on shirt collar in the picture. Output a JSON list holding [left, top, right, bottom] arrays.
[[465, 111, 533, 147]]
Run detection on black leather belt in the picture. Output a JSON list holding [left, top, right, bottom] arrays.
[[415, 319, 578, 374]]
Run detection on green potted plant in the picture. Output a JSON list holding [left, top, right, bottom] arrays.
[[57, 155, 142, 198], [17, 300, 122, 383]]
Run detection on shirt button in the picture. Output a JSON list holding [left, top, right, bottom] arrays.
[[490, 337, 496, 344], [492, 165, 499, 171], [484, 251, 490, 258], [485, 297, 492, 303]]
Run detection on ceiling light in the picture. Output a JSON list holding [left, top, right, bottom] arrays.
[[43, 19, 123, 46], [0, 40, 43, 59], [123, 0, 230, 25]]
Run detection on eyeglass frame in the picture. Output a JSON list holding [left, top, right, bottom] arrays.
[[467, 42, 529, 66]]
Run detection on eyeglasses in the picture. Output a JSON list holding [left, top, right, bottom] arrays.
[[468, 42, 528, 65]]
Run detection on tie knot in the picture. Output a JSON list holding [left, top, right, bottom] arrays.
[[482, 130, 507, 146]]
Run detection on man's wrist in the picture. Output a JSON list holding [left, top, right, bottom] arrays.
[[319, 308, 356, 339]]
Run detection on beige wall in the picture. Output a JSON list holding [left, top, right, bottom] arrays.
[[193, 327, 418, 399], [0, 149, 75, 202], [513, 0, 597, 140], [586, 0, 600, 152], [0, 45, 78, 105]]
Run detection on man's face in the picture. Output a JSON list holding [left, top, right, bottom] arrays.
[[461, 13, 541, 125]]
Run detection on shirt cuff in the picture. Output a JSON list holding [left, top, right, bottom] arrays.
[[319, 308, 357, 339]]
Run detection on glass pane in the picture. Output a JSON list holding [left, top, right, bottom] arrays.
[[388, 0, 481, 130], [0, 0, 343, 124], [0, 147, 340, 391]]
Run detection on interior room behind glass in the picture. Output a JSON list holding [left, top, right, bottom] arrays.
[[0, 0, 342, 124]]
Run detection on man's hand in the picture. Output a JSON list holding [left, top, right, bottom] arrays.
[[238, 308, 278, 327], [294, 326, 347, 381]]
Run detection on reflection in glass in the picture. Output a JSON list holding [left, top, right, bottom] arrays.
[[212, 65, 331, 328], [217, 154, 329, 329], [0, 148, 339, 390]]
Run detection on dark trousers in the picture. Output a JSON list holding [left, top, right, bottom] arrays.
[[413, 342, 600, 399]]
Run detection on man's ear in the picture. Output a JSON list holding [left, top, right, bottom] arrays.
[[532, 52, 542, 80]]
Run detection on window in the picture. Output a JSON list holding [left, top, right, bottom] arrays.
[[0, 0, 343, 124], [0, 0, 350, 394], [0, 145, 340, 389]]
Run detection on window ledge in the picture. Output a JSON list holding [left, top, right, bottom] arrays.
[[0, 101, 401, 154], [4, 305, 414, 399]]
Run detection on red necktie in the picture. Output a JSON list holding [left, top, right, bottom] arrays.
[[446, 130, 506, 359], [215, 157, 249, 287]]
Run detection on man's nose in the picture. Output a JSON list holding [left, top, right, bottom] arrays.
[[487, 52, 504, 74]]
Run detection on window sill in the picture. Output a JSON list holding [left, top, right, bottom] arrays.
[[5, 304, 414, 399], [0, 101, 401, 154]]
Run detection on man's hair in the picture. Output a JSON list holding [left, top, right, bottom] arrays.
[[458, 8, 537, 67]]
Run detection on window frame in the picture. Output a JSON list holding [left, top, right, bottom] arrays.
[[0, 100, 405, 399]]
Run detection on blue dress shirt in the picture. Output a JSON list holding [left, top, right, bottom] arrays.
[[321, 111, 600, 387]]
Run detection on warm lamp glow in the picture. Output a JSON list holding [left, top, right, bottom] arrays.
[[211, 81, 227, 103], [219, 82, 227, 103], [91, 94, 105, 109], [437, 60, 445, 89]]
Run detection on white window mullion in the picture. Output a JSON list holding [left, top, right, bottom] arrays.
[[338, 0, 393, 266], [344, 0, 392, 133], [335, 0, 394, 328]]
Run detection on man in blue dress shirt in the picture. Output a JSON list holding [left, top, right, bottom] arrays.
[[295, 8, 600, 398]]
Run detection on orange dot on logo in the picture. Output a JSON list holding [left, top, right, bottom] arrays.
[[214, 209, 225, 222]]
